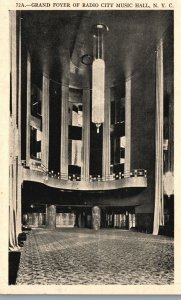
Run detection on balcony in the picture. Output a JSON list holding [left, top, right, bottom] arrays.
[[21, 161, 147, 191]]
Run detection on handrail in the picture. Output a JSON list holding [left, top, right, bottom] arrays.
[[21, 160, 147, 182]]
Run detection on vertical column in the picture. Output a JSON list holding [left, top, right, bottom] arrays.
[[82, 89, 90, 180], [125, 78, 131, 172], [60, 85, 69, 179], [169, 101, 174, 173], [26, 51, 31, 163], [46, 205, 56, 229], [92, 206, 101, 230], [102, 87, 111, 179], [42, 75, 50, 170], [114, 93, 121, 164], [153, 39, 164, 235]]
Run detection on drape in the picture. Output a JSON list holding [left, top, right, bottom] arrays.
[[9, 164, 19, 250], [153, 39, 164, 235], [9, 11, 22, 250]]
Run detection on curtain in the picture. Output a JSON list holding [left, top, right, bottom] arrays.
[[9, 164, 19, 250], [9, 12, 22, 250], [153, 39, 164, 235]]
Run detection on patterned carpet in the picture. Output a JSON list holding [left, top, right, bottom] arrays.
[[16, 228, 174, 285]]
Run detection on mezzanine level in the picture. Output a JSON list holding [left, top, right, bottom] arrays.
[[21, 160, 147, 191]]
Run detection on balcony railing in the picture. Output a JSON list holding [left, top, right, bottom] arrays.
[[22, 160, 147, 182]]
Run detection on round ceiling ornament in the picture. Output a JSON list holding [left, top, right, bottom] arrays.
[[81, 54, 94, 65]]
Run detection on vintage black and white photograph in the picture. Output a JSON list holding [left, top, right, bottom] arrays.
[[8, 8, 174, 287]]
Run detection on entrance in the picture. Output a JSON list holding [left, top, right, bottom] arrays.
[[101, 207, 136, 230], [22, 204, 136, 230]]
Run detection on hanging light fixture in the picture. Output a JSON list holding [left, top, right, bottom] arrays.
[[92, 24, 108, 133]]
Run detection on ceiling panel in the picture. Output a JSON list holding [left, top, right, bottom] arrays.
[[21, 10, 173, 86]]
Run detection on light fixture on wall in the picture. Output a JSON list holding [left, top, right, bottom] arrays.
[[92, 24, 108, 133]]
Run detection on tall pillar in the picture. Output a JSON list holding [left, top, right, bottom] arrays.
[[125, 78, 131, 172], [60, 85, 69, 179], [102, 87, 111, 179], [82, 89, 90, 180], [92, 206, 101, 230], [114, 92, 121, 165], [153, 39, 164, 235], [42, 75, 50, 170], [46, 205, 56, 230], [26, 51, 31, 163]]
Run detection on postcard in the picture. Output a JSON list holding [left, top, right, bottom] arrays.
[[0, 0, 180, 294]]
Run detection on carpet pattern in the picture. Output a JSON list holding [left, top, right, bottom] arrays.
[[16, 228, 174, 285]]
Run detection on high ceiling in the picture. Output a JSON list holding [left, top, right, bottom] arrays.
[[21, 10, 173, 87]]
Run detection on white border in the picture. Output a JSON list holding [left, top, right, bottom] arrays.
[[0, 0, 180, 294]]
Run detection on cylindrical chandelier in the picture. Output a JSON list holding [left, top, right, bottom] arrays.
[[92, 24, 108, 133]]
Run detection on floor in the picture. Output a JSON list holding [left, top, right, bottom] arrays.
[[16, 228, 174, 285]]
